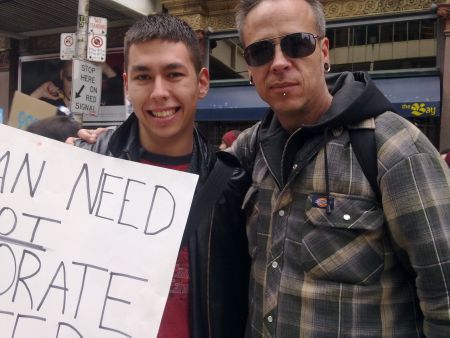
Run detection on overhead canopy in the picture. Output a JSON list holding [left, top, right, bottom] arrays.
[[0, 0, 159, 39], [196, 85, 268, 121], [196, 76, 440, 121], [373, 76, 440, 118]]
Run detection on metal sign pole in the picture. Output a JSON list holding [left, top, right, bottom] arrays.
[[76, 0, 89, 60], [74, 0, 89, 122], [61, 0, 105, 122]]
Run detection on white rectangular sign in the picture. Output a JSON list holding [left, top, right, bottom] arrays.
[[87, 33, 107, 62], [60, 33, 76, 60], [0, 124, 199, 337], [88, 16, 107, 35], [70, 59, 102, 116]]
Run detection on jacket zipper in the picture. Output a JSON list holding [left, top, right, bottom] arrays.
[[206, 205, 215, 337], [260, 128, 302, 190], [260, 142, 282, 190], [280, 128, 302, 186]]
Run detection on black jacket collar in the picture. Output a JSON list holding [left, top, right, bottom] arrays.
[[107, 113, 214, 185]]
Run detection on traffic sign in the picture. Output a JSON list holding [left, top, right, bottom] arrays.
[[87, 33, 107, 62], [70, 59, 102, 116], [88, 16, 107, 35], [60, 33, 76, 60]]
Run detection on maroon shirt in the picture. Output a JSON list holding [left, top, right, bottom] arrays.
[[140, 150, 192, 338]]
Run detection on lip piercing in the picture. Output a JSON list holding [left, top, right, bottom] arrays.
[[283, 93, 287, 96]]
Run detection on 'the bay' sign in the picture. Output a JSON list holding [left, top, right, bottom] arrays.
[[70, 59, 102, 116]]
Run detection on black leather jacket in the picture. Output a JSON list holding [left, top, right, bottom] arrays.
[[75, 114, 250, 338]]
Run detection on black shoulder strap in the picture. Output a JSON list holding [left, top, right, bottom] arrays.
[[349, 128, 382, 203], [181, 158, 235, 243]]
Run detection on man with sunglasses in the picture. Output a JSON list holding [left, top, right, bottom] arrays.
[[229, 0, 450, 337]]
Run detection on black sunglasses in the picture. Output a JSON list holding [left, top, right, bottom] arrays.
[[244, 32, 322, 67]]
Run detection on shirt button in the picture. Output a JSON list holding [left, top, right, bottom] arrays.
[[292, 164, 298, 170], [272, 261, 278, 268], [343, 214, 351, 221], [278, 210, 285, 217], [267, 315, 273, 323]]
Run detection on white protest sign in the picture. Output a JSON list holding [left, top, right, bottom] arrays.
[[70, 59, 102, 116], [0, 124, 199, 338]]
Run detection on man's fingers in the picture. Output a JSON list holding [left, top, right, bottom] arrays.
[[92, 127, 108, 135], [77, 129, 98, 143], [65, 137, 79, 145]]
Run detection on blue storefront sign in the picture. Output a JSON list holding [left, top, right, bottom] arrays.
[[373, 76, 440, 118], [197, 75, 440, 121]]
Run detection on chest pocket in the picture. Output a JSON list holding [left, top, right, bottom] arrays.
[[302, 193, 385, 285]]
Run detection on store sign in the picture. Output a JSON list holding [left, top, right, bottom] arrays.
[[400, 102, 440, 118]]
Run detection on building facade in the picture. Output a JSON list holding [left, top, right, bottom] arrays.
[[0, 0, 449, 150]]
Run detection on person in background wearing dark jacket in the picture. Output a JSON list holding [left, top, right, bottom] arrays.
[[75, 14, 250, 338], [228, 0, 450, 337]]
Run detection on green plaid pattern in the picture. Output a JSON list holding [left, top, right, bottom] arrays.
[[229, 112, 450, 338]]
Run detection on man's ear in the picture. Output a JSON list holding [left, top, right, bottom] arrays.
[[321, 37, 330, 65], [198, 67, 209, 99]]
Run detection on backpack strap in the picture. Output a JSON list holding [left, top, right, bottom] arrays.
[[181, 157, 236, 243], [348, 128, 382, 203]]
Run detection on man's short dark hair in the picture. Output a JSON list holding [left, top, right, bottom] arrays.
[[26, 116, 81, 142], [124, 13, 202, 73]]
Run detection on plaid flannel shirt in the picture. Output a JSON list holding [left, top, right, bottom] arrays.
[[229, 111, 450, 338]]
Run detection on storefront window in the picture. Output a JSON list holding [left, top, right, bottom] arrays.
[[421, 19, 436, 39], [350, 26, 366, 46], [367, 24, 379, 44], [393, 22, 408, 41], [408, 21, 420, 40], [335, 27, 349, 47], [19, 50, 126, 126], [380, 23, 393, 43]]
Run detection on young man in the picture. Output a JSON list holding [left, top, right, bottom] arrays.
[[230, 0, 450, 337], [75, 14, 250, 338]]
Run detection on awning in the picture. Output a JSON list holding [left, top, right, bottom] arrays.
[[373, 76, 440, 118], [196, 75, 440, 121], [196, 85, 268, 121], [0, 0, 157, 39]]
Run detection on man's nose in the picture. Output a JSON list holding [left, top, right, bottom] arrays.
[[150, 76, 169, 100], [270, 44, 291, 72]]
